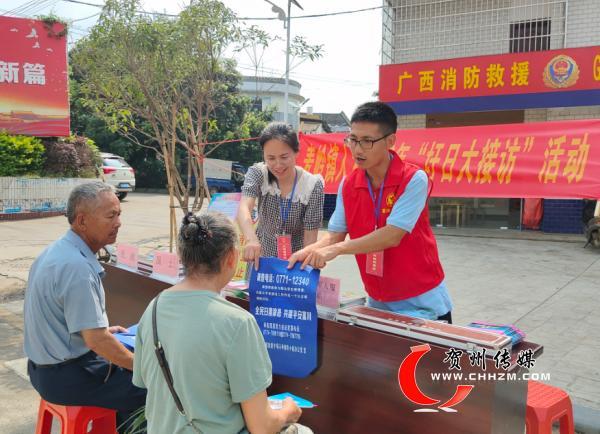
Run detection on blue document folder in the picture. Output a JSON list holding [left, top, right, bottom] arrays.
[[114, 324, 138, 351], [268, 392, 316, 408]]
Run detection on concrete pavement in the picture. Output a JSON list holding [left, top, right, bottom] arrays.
[[1, 192, 599, 432]]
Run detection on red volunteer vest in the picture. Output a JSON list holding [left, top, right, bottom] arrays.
[[342, 151, 444, 302]]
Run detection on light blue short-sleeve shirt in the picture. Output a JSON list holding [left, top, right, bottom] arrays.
[[328, 170, 453, 320], [24, 230, 109, 365]]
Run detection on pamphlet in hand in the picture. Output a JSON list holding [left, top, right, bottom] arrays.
[[268, 392, 316, 409], [113, 324, 138, 351]]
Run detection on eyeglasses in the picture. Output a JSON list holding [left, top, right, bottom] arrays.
[[343, 133, 391, 150]]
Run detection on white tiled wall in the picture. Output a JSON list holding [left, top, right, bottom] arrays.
[[386, 0, 600, 124]]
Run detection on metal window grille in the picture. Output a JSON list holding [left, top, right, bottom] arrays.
[[382, 0, 567, 64], [510, 18, 551, 53]]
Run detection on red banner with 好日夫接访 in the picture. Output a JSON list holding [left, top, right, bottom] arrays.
[[0, 16, 69, 136], [297, 119, 600, 199]]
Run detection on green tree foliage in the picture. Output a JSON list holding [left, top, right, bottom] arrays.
[[203, 60, 273, 165], [0, 132, 45, 176], [70, 73, 168, 188], [71, 0, 244, 216], [41, 135, 101, 178], [70, 58, 269, 188]]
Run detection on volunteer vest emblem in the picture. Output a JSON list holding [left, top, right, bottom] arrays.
[[382, 192, 395, 214], [543, 55, 579, 88], [386, 193, 395, 208]]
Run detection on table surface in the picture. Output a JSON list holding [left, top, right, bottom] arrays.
[[102, 263, 542, 434]]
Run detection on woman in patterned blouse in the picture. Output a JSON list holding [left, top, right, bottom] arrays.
[[238, 122, 324, 269]]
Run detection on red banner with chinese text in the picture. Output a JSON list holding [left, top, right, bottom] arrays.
[[0, 16, 69, 136], [379, 46, 600, 114], [298, 119, 600, 199]]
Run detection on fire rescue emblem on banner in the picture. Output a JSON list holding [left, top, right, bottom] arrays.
[[544, 55, 579, 88]]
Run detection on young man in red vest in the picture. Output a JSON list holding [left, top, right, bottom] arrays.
[[288, 101, 453, 322]]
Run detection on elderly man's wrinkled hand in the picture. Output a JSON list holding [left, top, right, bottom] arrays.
[[108, 325, 128, 334]]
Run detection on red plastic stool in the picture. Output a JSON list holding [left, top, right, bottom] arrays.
[[35, 399, 118, 434], [526, 380, 574, 434]]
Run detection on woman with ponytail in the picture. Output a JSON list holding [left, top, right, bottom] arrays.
[[133, 212, 312, 434]]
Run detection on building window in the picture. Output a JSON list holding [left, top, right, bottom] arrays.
[[510, 19, 551, 53], [251, 97, 262, 111]]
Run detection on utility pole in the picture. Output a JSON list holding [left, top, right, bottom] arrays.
[[284, 0, 291, 124], [265, 0, 303, 125]]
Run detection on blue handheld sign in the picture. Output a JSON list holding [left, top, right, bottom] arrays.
[[249, 257, 319, 378]]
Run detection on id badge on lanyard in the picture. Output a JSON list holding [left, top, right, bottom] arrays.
[[366, 172, 387, 277], [277, 234, 292, 260], [366, 251, 384, 277], [277, 170, 298, 260]]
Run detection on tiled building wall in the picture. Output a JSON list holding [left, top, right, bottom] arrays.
[[387, 0, 566, 64], [384, 0, 599, 234]]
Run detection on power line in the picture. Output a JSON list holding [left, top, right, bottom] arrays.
[[239, 5, 383, 21], [57, 0, 382, 21], [60, 0, 104, 8], [1, 0, 44, 16], [58, 1, 383, 46], [22, 0, 60, 16], [0, 1, 63, 18], [0, 3, 96, 36], [2, 1, 382, 30], [4, 0, 382, 22], [3, 0, 37, 15], [60, 0, 178, 16], [0, 7, 27, 17], [71, 11, 101, 22]]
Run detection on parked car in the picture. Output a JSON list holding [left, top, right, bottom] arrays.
[[100, 153, 136, 200]]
